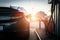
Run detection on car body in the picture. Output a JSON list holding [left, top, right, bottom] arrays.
[[0, 7, 29, 39]]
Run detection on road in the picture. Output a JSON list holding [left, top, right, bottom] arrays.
[[29, 28, 60, 40], [28, 21, 60, 40], [36, 28, 60, 40], [29, 29, 38, 40]]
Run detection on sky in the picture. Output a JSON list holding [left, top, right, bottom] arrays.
[[0, 0, 51, 16]]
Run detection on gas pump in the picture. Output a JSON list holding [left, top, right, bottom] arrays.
[[48, 0, 60, 37]]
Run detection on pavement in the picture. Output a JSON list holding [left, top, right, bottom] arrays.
[[29, 29, 38, 40], [3, 28, 60, 40], [36, 28, 60, 40]]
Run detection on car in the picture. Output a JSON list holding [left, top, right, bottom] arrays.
[[0, 6, 29, 40]]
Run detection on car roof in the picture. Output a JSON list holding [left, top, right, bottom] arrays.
[[0, 7, 18, 12]]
